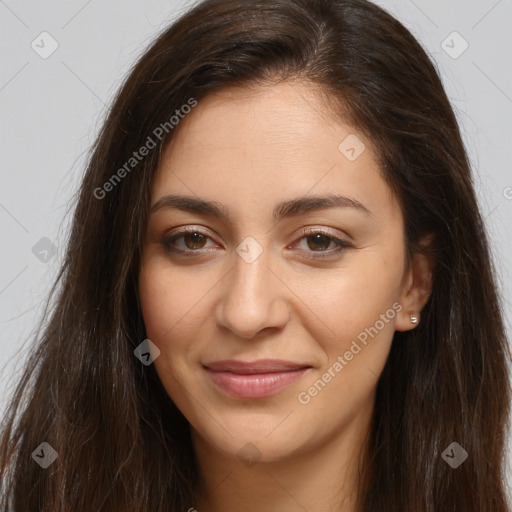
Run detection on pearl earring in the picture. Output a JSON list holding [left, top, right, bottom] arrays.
[[410, 314, 418, 325]]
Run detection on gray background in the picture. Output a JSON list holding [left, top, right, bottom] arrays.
[[1, 0, 511, 485]]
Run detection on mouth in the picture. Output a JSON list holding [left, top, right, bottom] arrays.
[[203, 359, 313, 398]]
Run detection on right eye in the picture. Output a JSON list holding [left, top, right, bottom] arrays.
[[161, 227, 219, 255]]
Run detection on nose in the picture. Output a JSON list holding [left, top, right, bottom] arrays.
[[214, 243, 290, 339]]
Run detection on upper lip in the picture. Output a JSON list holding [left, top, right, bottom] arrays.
[[203, 359, 312, 374]]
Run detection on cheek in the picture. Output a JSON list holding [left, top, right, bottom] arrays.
[[138, 259, 210, 343], [138, 264, 171, 342], [138, 261, 201, 396], [301, 248, 403, 335], [302, 247, 403, 385]]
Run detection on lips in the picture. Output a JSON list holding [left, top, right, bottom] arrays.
[[203, 359, 312, 398], [204, 359, 311, 374]]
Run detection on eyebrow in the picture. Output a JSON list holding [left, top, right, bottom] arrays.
[[149, 193, 373, 223]]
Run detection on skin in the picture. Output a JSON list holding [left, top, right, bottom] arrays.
[[138, 80, 433, 512]]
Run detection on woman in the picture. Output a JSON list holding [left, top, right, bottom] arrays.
[[1, 0, 510, 510]]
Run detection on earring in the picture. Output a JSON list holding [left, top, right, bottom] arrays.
[[410, 314, 418, 325]]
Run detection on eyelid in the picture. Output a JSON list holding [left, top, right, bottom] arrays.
[[287, 226, 353, 259], [163, 224, 350, 243], [161, 225, 353, 258], [162, 225, 221, 252], [165, 224, 218, 239], [292, 225, 352, 242]]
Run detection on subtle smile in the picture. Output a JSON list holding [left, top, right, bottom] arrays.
[[203, 359, 312, 398]]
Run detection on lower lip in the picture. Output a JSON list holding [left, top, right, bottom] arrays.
[[205, 367, 311, 398]]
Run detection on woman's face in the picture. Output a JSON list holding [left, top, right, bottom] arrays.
[[139, 81, 426, 464]]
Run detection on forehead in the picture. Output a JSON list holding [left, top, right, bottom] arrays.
[[151, 81, 400, 228]]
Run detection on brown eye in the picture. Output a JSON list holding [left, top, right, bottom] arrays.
[[292, 229, 353, 260], [305, 233, 333, 251], [182, 232, 208, 249], [161, 228, 217, 255]]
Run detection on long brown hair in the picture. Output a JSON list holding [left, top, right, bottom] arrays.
[[1, 0, 510, 510]]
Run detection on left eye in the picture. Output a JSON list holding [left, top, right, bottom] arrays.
[[161, 228, 352, 258], [289, 230, 353, 259], [294, 232, 346, 252]]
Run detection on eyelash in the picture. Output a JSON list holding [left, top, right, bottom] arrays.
[[161, 226, 353, 260]]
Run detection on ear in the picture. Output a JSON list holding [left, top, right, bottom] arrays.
[[395, 235, 434, 332]]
